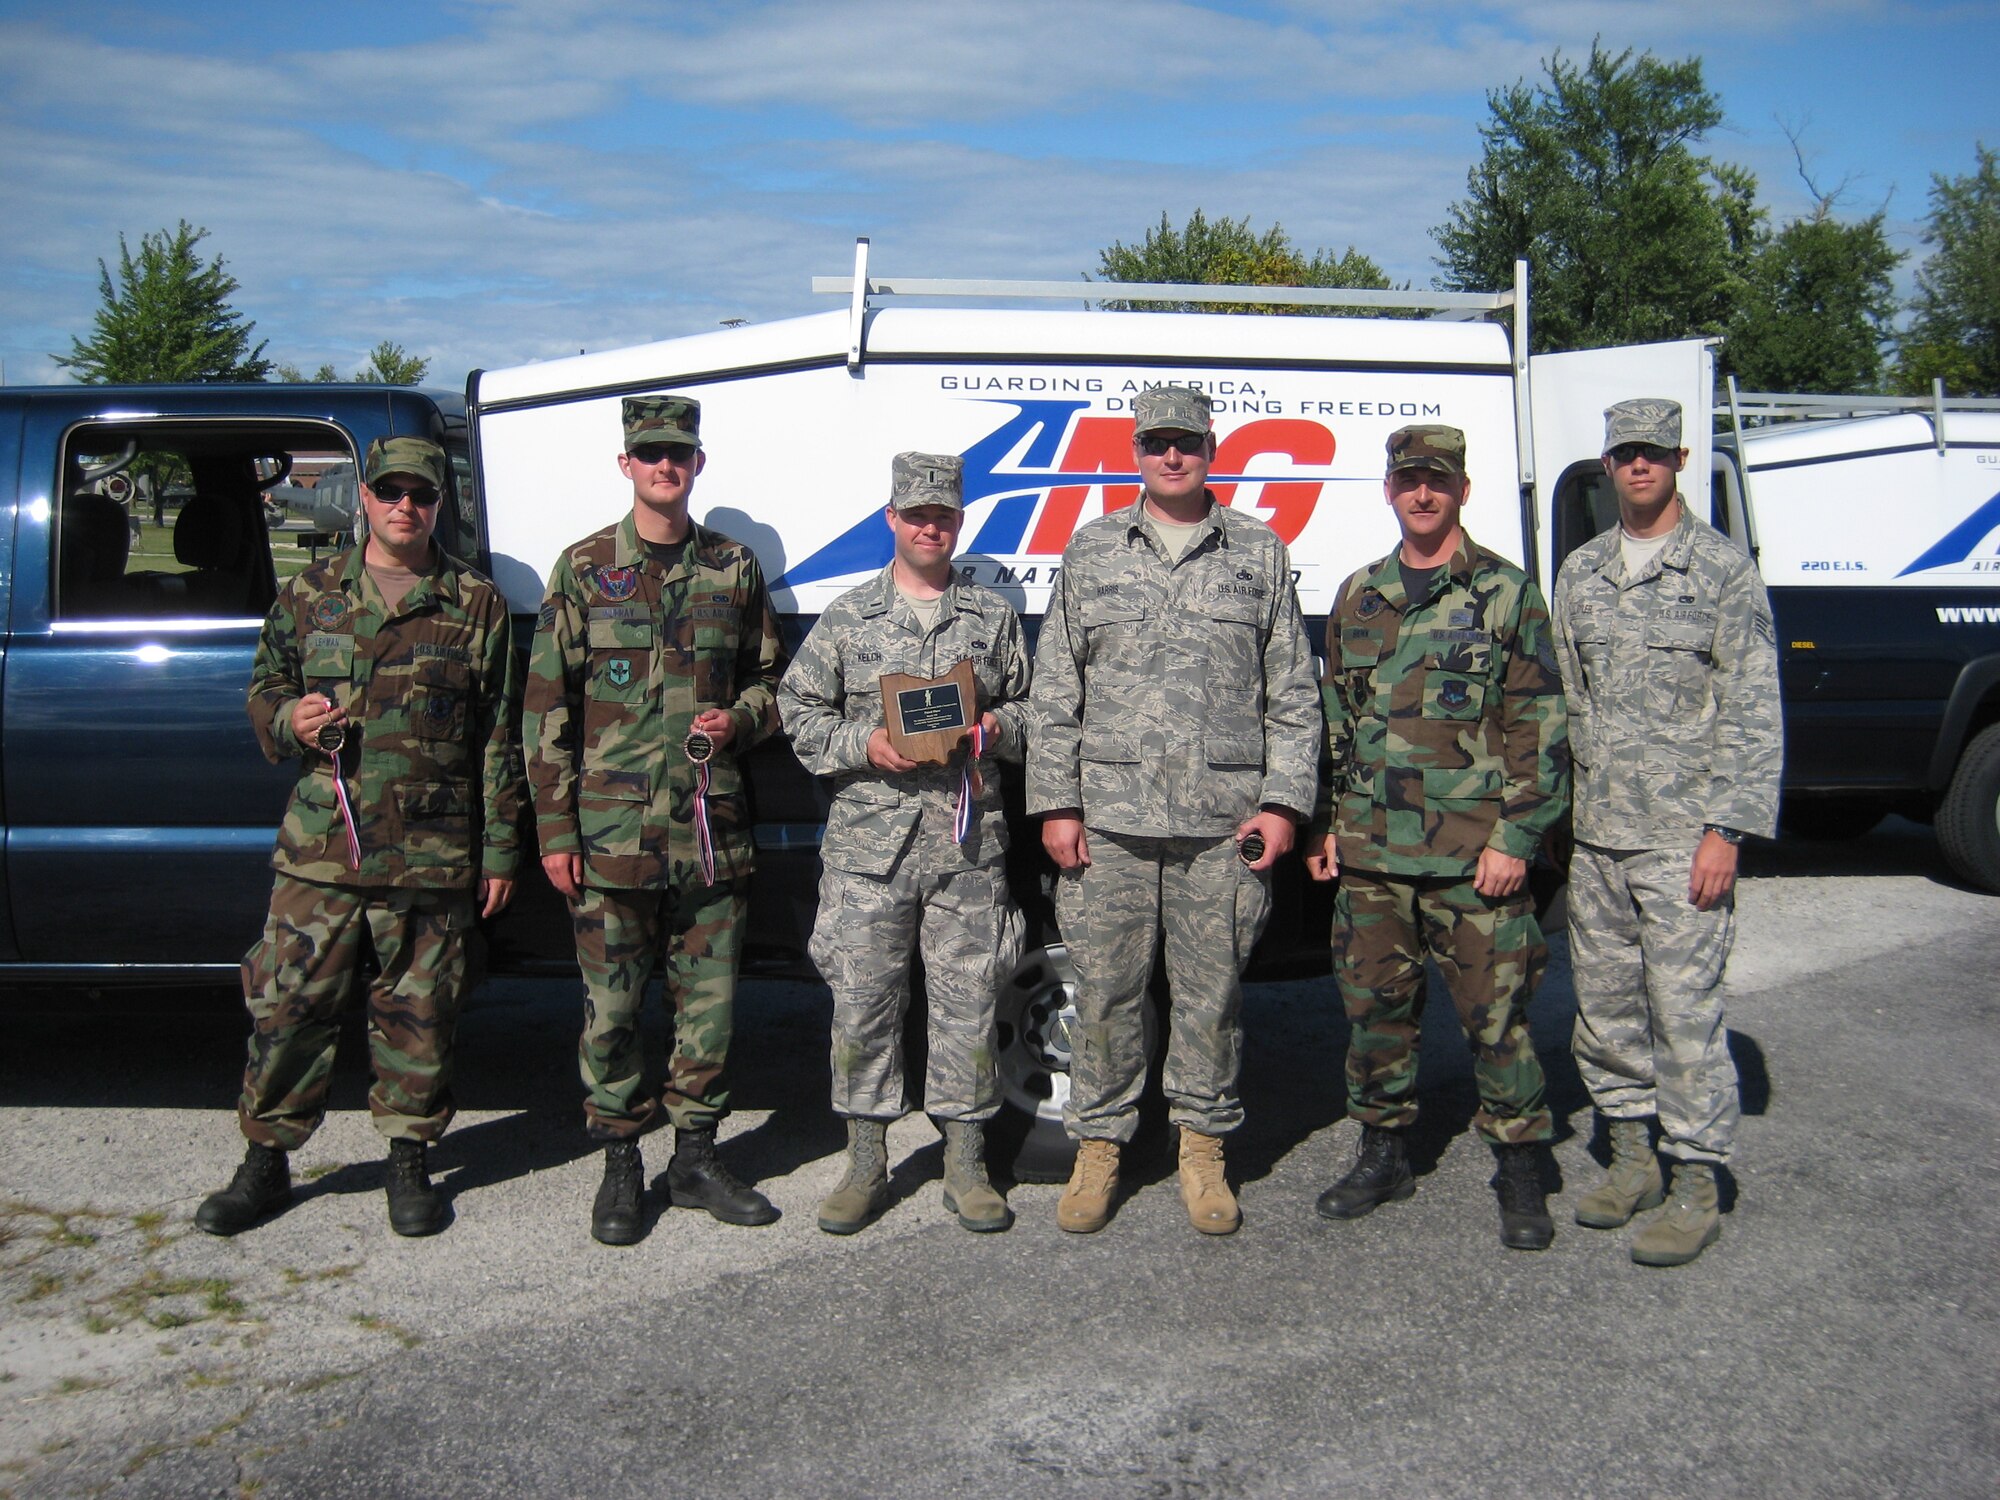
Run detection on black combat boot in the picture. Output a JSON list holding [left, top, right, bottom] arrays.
[[1492, 1143, 1555, 1251], [1315, 1126, 1414, 1220], [384, 1138, 446, 1237], [591, 1139, 646, 1246], [194, 1142, 293, 1236], [667, 1125, 779, 1226]]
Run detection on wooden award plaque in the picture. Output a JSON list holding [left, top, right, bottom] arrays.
[[881, 658, 977, 765]]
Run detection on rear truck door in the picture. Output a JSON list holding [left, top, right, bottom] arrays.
[[0, 404, 351, 968], [1525, 339, 1720, 592]]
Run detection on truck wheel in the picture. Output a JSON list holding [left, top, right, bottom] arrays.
[[1937, 723, 2000, 893], [988, 944, 1159, 1183], [1779, 796, 1888, 841]]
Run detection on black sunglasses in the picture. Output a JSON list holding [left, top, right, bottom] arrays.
[[1137, 432, 1208, 458], [629, 442, 698, 466], [370, 481, 441, 506], [1607, 443, 1677, 466]]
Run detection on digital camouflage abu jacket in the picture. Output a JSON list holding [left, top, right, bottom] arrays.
[[1028, 498, 1320, 837], [777, 566, 1031, 876], [1551, 502, 1782, 848]]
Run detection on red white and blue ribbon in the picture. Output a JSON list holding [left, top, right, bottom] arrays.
[[692, 756, 717, 885], [953, 721, 988, 844], [330, 763, 362, 869]]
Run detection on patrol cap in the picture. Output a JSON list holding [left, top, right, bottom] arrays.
[[1603, 398, 1682, 452], [623, 395, 702, 451], [1385, 424, 1466, 478], [363, 436, 446, 490], [890, 451, 963, 512], [1132, 385, 1214, 436]]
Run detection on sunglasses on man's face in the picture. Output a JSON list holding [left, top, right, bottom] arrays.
[[1607, 443, 1677, 467], [628, 442, 697, 466], [370, 481, 441, 506], [1137, 432, 1208, 458]]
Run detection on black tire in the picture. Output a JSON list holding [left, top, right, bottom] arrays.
[[989, 944, 1162, 1183], [1779, 796, 1888, 842], [1936, 723, 2000, 893]]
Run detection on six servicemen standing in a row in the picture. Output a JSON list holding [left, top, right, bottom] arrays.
[[196, 384, 1780, 1269]]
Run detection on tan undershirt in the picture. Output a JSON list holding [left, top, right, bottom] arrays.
[[1144, 511, 1204, 562], [1619, 527, 1673, 580], [366, 560, 422, 615], [896, 583, 942, 633]]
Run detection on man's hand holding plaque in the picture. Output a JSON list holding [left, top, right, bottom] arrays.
[[879, 657, 977, 766]]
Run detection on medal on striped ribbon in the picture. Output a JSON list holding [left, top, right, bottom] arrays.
[[685, 729, 718, 884], [317, 722, 362, 869], [952, 720, 987, 844]]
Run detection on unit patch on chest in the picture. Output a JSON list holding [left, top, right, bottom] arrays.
[[595, 566, 641, 602], [311, 596, 350, 630]]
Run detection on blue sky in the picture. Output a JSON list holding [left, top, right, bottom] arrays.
[[2, 0, 1994, 387]]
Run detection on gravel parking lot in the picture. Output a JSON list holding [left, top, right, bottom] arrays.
[[3, 818, 1996, 1499]]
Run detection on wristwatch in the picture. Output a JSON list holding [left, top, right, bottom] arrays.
[[1702, 824, 1746, 846]]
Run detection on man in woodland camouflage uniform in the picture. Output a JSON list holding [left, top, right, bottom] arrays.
[[1030, 385, 1320, 1236], [196, 436, 523, 1239], [778, 453, 1031, 1235], [1553, 398, 1782, 1267], [1306, 424, 1568, 1251], [524, 396, 788, 1245]]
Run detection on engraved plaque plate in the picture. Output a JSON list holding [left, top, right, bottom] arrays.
[[881, 658, 977, 765]]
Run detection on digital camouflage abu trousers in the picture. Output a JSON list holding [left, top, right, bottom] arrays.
[[571, 878, 745, 1138], [809, 849, 1022, 1123], [1334, 869, 1552, 1145], [1056, 831, 1272, 1142], [1567, 841, 1740, 1163], [236, 873, 475, 1150]]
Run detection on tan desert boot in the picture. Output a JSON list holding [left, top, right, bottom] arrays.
[[1178, 1127, 1241, 1235], [1056, 1138, 1120, 1234]]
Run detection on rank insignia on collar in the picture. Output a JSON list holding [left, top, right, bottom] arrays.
[[597, 566, 640, 602], [1356, 592, 1384, 619], [312, 595, 349, 630], [605, 658, 632, 687]]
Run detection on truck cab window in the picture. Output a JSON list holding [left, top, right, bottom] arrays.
[[56, 421, 355, 622]]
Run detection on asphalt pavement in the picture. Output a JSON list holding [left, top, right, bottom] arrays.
[[2, 819, 1996, 1498]]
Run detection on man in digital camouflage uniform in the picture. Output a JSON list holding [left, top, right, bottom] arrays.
[[524, 395, 788, 1245], [196, 436, 524, 1239], [778, 452, 1030, 1235], [1030, 385, 1320, 1236], [1306, 424, 1567, 1251], [1552, 398, 1782, 1266]]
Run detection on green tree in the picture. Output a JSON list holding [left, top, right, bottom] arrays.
[[1094, 210, 1398, 315], [1896, 143, 2000, 395], [1433, 44, 1760, 353], [353, 340, 430, 386], [1727, 213, 1901, 393], [55, 220, 272, 383], [277, 344, 429, 385]]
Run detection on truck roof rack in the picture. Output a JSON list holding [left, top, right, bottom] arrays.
[[812, 237, 1526, 374], [1719, 374, 2000, 454]]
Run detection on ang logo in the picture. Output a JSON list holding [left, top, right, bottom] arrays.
[[1898, 488, 2000, 576], [778, 399, 1342, 591]]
